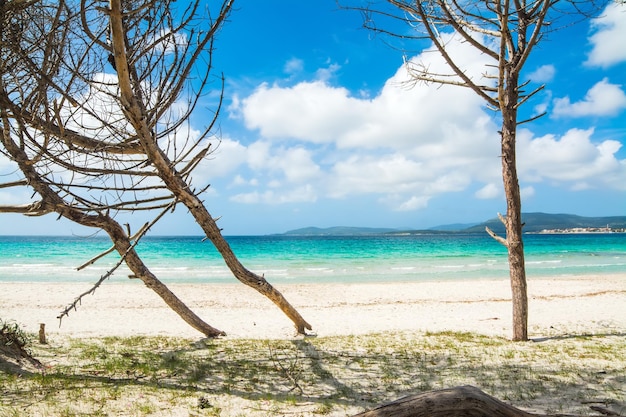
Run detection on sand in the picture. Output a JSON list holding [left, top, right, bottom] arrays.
[[1, 274, 624, 340], [1, 274, 625, 416]]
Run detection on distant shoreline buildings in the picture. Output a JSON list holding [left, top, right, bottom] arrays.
[[533, 225, 625, 234]]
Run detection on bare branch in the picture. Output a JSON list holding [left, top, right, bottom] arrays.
[[2, 0, 310, 337], [0, 180, 28, 189], [60, 200, 176, 320], [486, 226, 508, 247], [0, 201, 52, 216], [517, 111, 546, 125]]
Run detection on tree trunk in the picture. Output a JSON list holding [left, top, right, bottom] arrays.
[[501, 74, 528, 342], [104, 222, 226, 338], [108, 0, 312, 335], [189, 205, 313, 334], [352, 385, 588, 417], [0, 107, 225, 338]]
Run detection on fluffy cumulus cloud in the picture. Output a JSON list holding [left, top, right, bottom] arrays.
[[195, 138, 248, 179], [586, 3, 626, 68], [231, 185, 317, 205], [242, 141, 320, 183], [527, 64, 556, 83], [217, 30, 626, 211], [475, 183, 501, 200], [518, 128, 625, 190], [239, 32, 495, 152], [284, 58, 304, 75], [239, 81, 366, 144], [220, 140, 321, 204], [225, 33, 508, 210], [552, 78, 626, 118]]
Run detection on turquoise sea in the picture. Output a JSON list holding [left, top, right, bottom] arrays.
[[0, 233, 624, 284]]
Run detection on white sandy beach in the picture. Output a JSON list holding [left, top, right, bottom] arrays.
[[1, 274, 624, 340]]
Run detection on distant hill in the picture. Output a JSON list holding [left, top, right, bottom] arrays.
[[462, 212, 626, 234], [281, 226, 399, 236], [280, 213, 626, 236], [428, 222, 480, 231]]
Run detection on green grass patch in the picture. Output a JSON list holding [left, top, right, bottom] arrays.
[[1, 330, 624, 416]]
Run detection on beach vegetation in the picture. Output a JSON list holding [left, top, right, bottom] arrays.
[[0, 319, 30, 354], [1, 331, 624, 416], [340, 0, 608, 342], [0, 319, 41, 373]]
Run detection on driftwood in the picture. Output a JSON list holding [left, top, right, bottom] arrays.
[[38, 323, 46, 344], [352, 385, 623, 417]]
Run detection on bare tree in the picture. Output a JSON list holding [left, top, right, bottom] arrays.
[[105, 0, 311, 334], [342, 0, 605, 341], [0, 0, 311, 335]]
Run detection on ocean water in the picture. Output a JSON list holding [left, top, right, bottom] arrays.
[[0, 233, 624, 284]]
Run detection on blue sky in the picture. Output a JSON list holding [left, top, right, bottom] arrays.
[[1, 1, 625, 235]]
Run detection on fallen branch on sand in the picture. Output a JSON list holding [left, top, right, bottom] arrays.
[[353, 385, 624, 417]]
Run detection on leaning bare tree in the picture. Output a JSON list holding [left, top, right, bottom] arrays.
[[0, 0, 310, 335], [344, 0, 605, 341], [0, 0, 226, 337], [105, 0, 311, 334]]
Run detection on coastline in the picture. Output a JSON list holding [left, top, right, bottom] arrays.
[[1, 273, 623, 340]]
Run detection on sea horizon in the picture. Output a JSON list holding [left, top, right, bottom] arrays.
[[0, 233, 624, 285]]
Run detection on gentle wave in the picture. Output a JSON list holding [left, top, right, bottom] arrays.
[[526, 260, 562, 265], [1, 234, 624, 283]]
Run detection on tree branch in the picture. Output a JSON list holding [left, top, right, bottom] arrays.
[[486, 226, 508, 247]]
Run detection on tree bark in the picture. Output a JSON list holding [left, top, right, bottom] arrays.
[[0, 102, 225, 338], [104, 222, 226, 338], [352, 385, 593, 417], [501, 70, 528, 342], [190, 206, 313, 334], [108, 0, 312, 335]]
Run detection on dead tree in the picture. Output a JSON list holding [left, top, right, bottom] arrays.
[[352, 385, 623, 417], [342, 0, 605, 341], [105, 0, 311, 334], [0, 0, 310, 335]]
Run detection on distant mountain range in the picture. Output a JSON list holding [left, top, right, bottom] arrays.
[[462, 213, 626, 234], [281, 226, 399, 236], [280, 213, 626, 236]]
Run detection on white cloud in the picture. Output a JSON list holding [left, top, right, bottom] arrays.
[[586, 3, 626, 68], [154, 29, 188, 54], [328, 154, 431, 197], [315, 62, 341, 82], [475, 183, 501, 199], [284, 58, 304, 75], [0, 143, 40, 205], [231, 185, 316, 204], [552, 78, 626, 117], [240, 32, 495, 152], [231, 175, 247, 186], [520, 186, 535, 199], [223, 31, 626, 211], [0, 189, 35, 205], [527, 64, 555, 83], [196, 138, 247, 178], [277, 147, 321, 183], [246, 140, 272, 170], [230, 192, 258, 204], [244, 141, 320, 184], [0, 152, 16, 173], [396, 195, 430, 211], [518, 128, 625, 190], [241, 81, 366, 143]]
